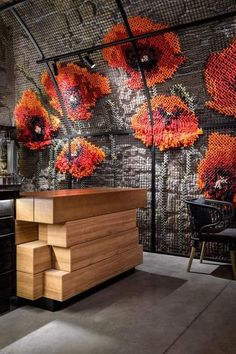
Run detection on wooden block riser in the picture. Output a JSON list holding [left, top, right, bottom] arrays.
[[53, 228, 139, 272], [17, 240, 51, 274], [15, 220, 38, 245], [47, 209, 137, 248], [44, 245, 143, 301], [16, 198, 34, 222], [17, 271, 43, 300]]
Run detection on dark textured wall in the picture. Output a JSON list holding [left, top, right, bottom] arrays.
[[0, 17, 15, 126], [1, 0, 236, 257]]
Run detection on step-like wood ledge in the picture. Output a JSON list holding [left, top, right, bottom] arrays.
[[16, 188, 147, 224]]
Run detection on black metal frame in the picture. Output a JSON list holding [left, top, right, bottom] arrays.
[[36, 9, 236, 64], [2, 0, 236, 253], [115, 0, 156, 252], [0, 0, 28, 14]]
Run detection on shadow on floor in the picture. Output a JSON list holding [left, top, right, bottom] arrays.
[[0, 270, 186, 352], [211, 264, 234, 280], [63, 270, 186, 314]]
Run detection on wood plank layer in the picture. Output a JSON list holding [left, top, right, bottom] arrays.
[[52, 228, 139, 271], [44, 245, 143, 301], [17, 188, 147, 224], [47, 209, 137, 247]]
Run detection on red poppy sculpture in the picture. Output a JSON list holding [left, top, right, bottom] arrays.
[[205, 37, 236, 119], [103, 16, 186, 89], [197, 133, 236, 202], [131, 95, 203, 150], [50, 114, 61, 133], [41, 63, 111, 121], [55, 138, 105, 179], [14, 89, 52, 150]]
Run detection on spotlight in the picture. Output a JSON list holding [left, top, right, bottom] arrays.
[[52, 60, 58, 76], [83, 54, 96, 69]]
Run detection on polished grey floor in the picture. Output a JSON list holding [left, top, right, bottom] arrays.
[[0, 253, 236, 354]]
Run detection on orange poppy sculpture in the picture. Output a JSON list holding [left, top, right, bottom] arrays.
[[103, 16, 186, 89], [197, 133, 236, 202], [55, 137, 105, 179], [205, 37, 236, 119], [14, 89, 52, 150], [131, 95, 203, 150], [41, 63, 111, 121]]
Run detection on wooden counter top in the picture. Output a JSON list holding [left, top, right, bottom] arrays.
[[20, 187, 144, 198], [17, 188, 147, 224]]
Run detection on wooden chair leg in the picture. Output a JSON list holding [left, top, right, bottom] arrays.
[[230, 250, 236, 280], [200, 241, 206, 263], [187, 246, 196, 272]]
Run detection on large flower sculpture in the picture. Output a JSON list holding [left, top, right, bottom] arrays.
[[55, 138, 105, 179], [14, 89, 52, 150], [103, 16, 186, 89], [205, 37, 236, 119], [131, 95, 203, 150], [41, 63, 111, 121], [197, 133, 236, 202]]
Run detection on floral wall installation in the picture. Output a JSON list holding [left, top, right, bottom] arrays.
[[197, 133, 236, 202], [131, 91, 203, 150], [205, 37, 236, 119], [55, 137, 105, 179], [41, 63, 111, 121], [102, 16, 186, 89], [14, 89, 53, 150]]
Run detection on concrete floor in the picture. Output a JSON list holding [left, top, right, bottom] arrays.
[[0, 252, 236, 354]]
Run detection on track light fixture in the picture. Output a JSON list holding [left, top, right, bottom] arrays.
[[83, 54, 96, 69], [52, 60, 58, 76]]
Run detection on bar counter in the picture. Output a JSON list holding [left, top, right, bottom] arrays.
[[15, 188, 147, 303]]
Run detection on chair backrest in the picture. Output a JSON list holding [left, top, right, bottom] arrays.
[[185, 198, 234, 239], [186, 199, 213, 235]]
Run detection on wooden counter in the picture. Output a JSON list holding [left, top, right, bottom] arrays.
[[15, 188, 147, 303], [17, 188, 146, 224]]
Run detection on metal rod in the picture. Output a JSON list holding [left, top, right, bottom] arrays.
[[116, 0, 156, 252], [37, 10, 236, 64], [0, 0, 28, 13]]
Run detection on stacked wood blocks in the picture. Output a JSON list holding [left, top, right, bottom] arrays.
[[15, 189, 147, 302]]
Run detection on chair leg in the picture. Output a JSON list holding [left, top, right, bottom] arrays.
[[187, 246, 196, 272], [200, 241, 206, 263], [230, 250, 236, 280]]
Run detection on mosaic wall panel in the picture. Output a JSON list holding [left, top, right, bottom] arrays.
[[1, 0, 236, 259]]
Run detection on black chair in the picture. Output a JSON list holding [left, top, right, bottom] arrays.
[[185, 198, 236, 279]]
